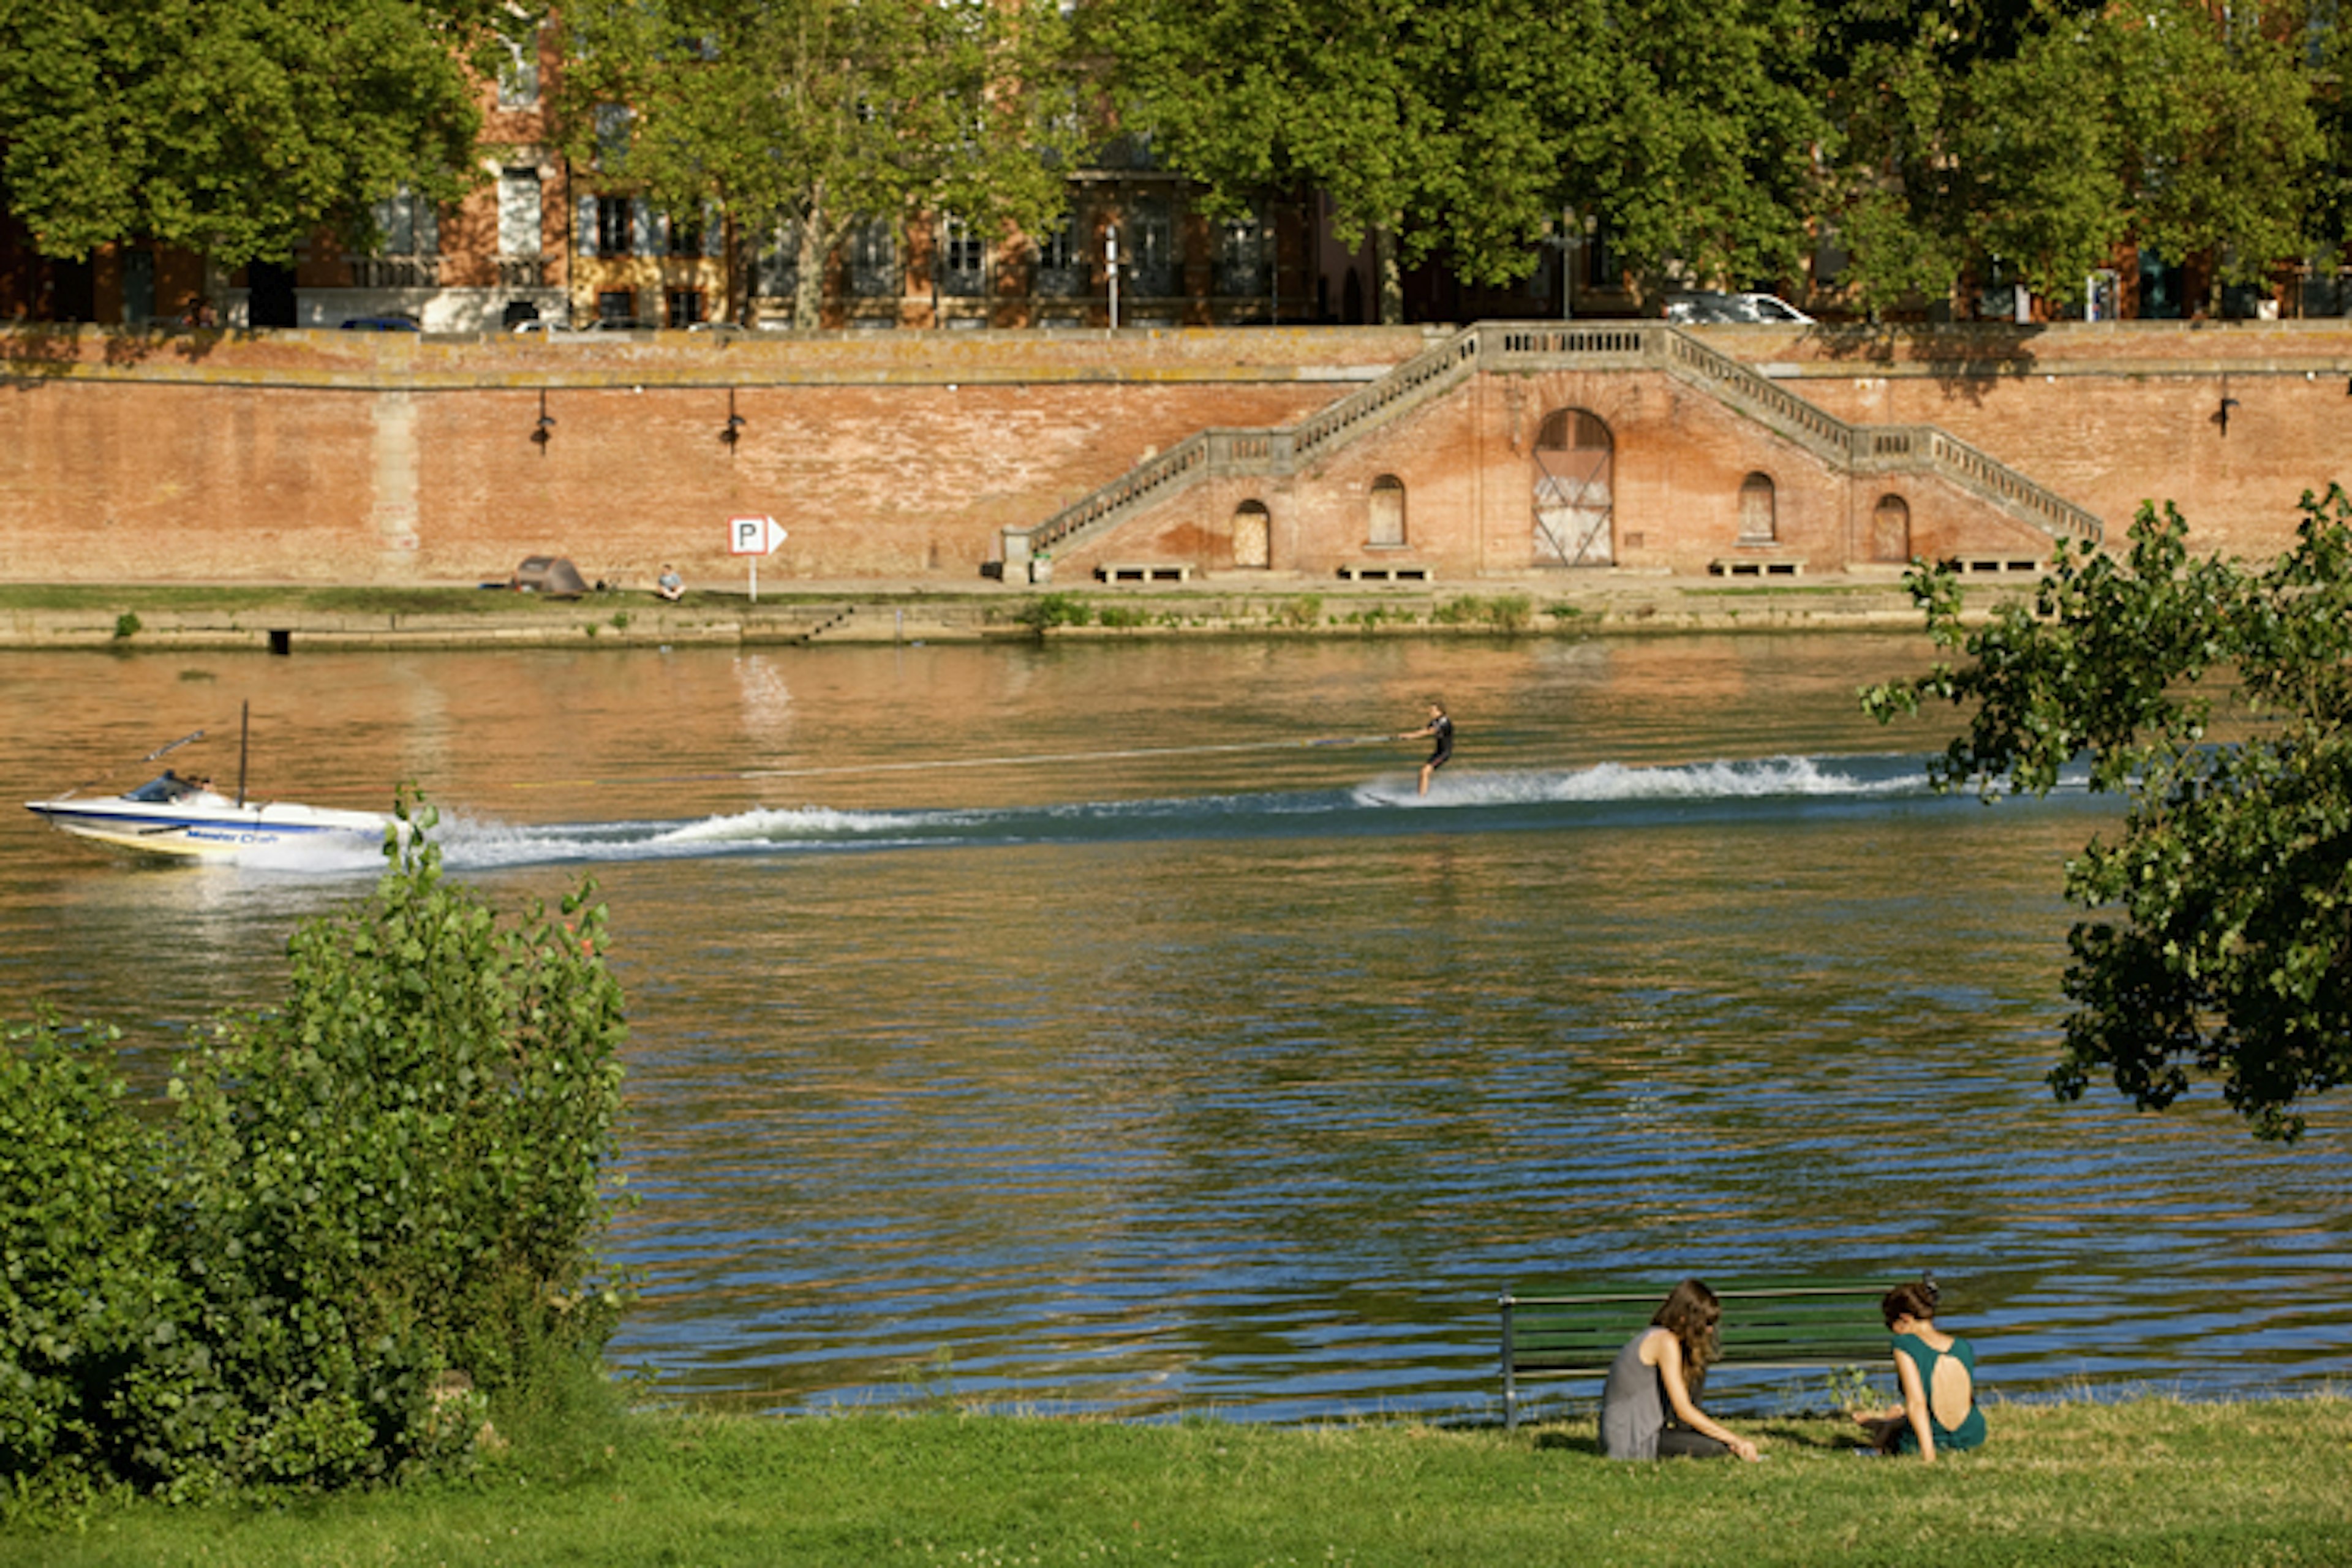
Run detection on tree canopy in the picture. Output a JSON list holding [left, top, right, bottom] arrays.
[[554, 0, 1083, 326], [1083, 0, 1819, 320], [1865, 488, 2352, 1140], [1812, 0, 2328, 310], [4, 0, 2349, 313], [0, 0, 518, 266]]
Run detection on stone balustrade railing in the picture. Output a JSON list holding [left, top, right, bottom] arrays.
[[1006, 322, 2105, 564]]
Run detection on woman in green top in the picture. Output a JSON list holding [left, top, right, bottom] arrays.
[[1853, 1279, 1986, 1460]]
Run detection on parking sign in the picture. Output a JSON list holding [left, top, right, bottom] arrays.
[[730, 515, 786, 556]]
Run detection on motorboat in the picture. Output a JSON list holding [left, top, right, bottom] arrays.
[[27, 772, 396, 861], [25, 709, 397, 862]]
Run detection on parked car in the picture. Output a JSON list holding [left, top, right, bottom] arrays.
[[1664, 292, 1814, 325], [339, 314, 420, 331]]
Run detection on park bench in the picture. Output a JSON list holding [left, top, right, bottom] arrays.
[[1706, 556, 1807, 578], [1498, 1276, 1923, 1430], [1096, 562, 1193, 583]]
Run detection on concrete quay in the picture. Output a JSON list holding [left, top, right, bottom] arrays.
[[0, 571, 2010, 652]]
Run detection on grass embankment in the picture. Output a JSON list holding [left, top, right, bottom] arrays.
[[8, 1395, 2346, 1567]]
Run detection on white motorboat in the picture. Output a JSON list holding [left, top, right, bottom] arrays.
[[25, 710, 397, 862]]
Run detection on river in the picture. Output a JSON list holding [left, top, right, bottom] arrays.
[[3, 631, 2345, 1422]]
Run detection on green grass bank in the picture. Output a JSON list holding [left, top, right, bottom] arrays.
[[9, 1396, 2346, 1567]]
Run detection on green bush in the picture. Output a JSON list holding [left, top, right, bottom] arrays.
[[1015, 592, 1091, 633], [0, 804, 630, 1501], [1432, 594, 1534, 631], [0, 1017, 186, 1501], [1272, 595, 1324, 628]]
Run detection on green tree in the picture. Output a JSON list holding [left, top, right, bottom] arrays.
[[1817, 0, 2323, 312], [0, 0, 518, 266], [1864, 488, 2352, 1140], [1088, 0, 1820, 318], [555, 0, 1082, 327]]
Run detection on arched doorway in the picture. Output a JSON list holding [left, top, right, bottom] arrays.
[[1368, 475, 1406, 547], [1232, 500, 1271, 568], [1533, 409, 1613, 566], [1738, 473, 1777, 543], [1871, 494, 1912, 562]]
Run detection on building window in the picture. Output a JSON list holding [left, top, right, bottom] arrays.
[[1035, 214, 1082, 298], [1368, 475, 1406, 548], [666, 290, 703, 327], [593, 104, 631, 171], [758, 222, 801, 302], [497, 34, 540, 108], [597, 197, 635, 258], [597, 290, 636, 323], [1738, 472, 1777, 543], [938, 216, 986, 297], [497, 170, 541, 258], [372, 188, 439, 259], [668, 213, 702, 258], [1128, 200, 1174, 296], [1215, 211, 1267, 299], [849, 219, 897, 297]]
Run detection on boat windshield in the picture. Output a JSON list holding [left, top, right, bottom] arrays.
[[124, 772, 199, 803]]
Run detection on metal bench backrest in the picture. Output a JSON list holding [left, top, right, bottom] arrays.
[[1499, 1279, 1912, 1430]]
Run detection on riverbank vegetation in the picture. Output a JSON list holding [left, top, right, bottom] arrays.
[[1868, 484, 2352, 1140], [6, 1395, 2346, 1566], [0, 810, 628, 1503]]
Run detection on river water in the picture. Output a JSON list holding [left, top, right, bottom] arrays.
[[3, 633, 2346, 1423]]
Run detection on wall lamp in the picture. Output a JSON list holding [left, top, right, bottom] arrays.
[[531, 388, 556, 452], [2217, 394, 2240, 437], [721, 387, 746, 450]]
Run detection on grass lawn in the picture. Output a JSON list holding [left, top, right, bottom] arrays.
[[7, 1395, 2346, 1567]]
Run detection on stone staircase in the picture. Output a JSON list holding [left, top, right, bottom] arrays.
[[1001, 322, 2103, 567]]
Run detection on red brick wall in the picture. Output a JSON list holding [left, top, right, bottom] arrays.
[[4, 321, 2348, 588]]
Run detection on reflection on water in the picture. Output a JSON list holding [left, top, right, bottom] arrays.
[[1, 636, 2346, 1421]]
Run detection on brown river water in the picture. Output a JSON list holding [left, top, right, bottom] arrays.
[[3, 633, 2345, 1421]]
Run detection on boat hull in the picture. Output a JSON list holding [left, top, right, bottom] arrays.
[[26, 798, 398, 861]]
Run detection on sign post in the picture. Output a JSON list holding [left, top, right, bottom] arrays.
[[728, 514, 787, 601]]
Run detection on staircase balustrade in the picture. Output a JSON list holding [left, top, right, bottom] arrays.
[[1007, 322, 2105, 564]]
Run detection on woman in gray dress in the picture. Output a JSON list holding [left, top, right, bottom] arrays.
[[1599, 1279, 1762, 1461]]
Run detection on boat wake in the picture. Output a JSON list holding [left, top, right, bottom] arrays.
[[407, 752, 1990, 873]]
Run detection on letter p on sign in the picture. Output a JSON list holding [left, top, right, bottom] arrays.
[[730, 515, 786, 556]]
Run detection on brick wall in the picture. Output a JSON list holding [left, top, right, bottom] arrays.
[[3, 320, 2348, 589]]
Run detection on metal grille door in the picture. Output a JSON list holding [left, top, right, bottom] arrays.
[[1533, 409, 1613, 566]]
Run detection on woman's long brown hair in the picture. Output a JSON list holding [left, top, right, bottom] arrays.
[[1651, 1278, 1723, 1401]]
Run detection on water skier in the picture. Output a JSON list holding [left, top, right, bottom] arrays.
[[1393, 701, 1453, 796]]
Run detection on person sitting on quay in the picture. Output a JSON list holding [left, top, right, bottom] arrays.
[[655, 565, 684, 601], [1853, 1278, 1986, 1461], [1599, 1278, 1762, 1461]]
